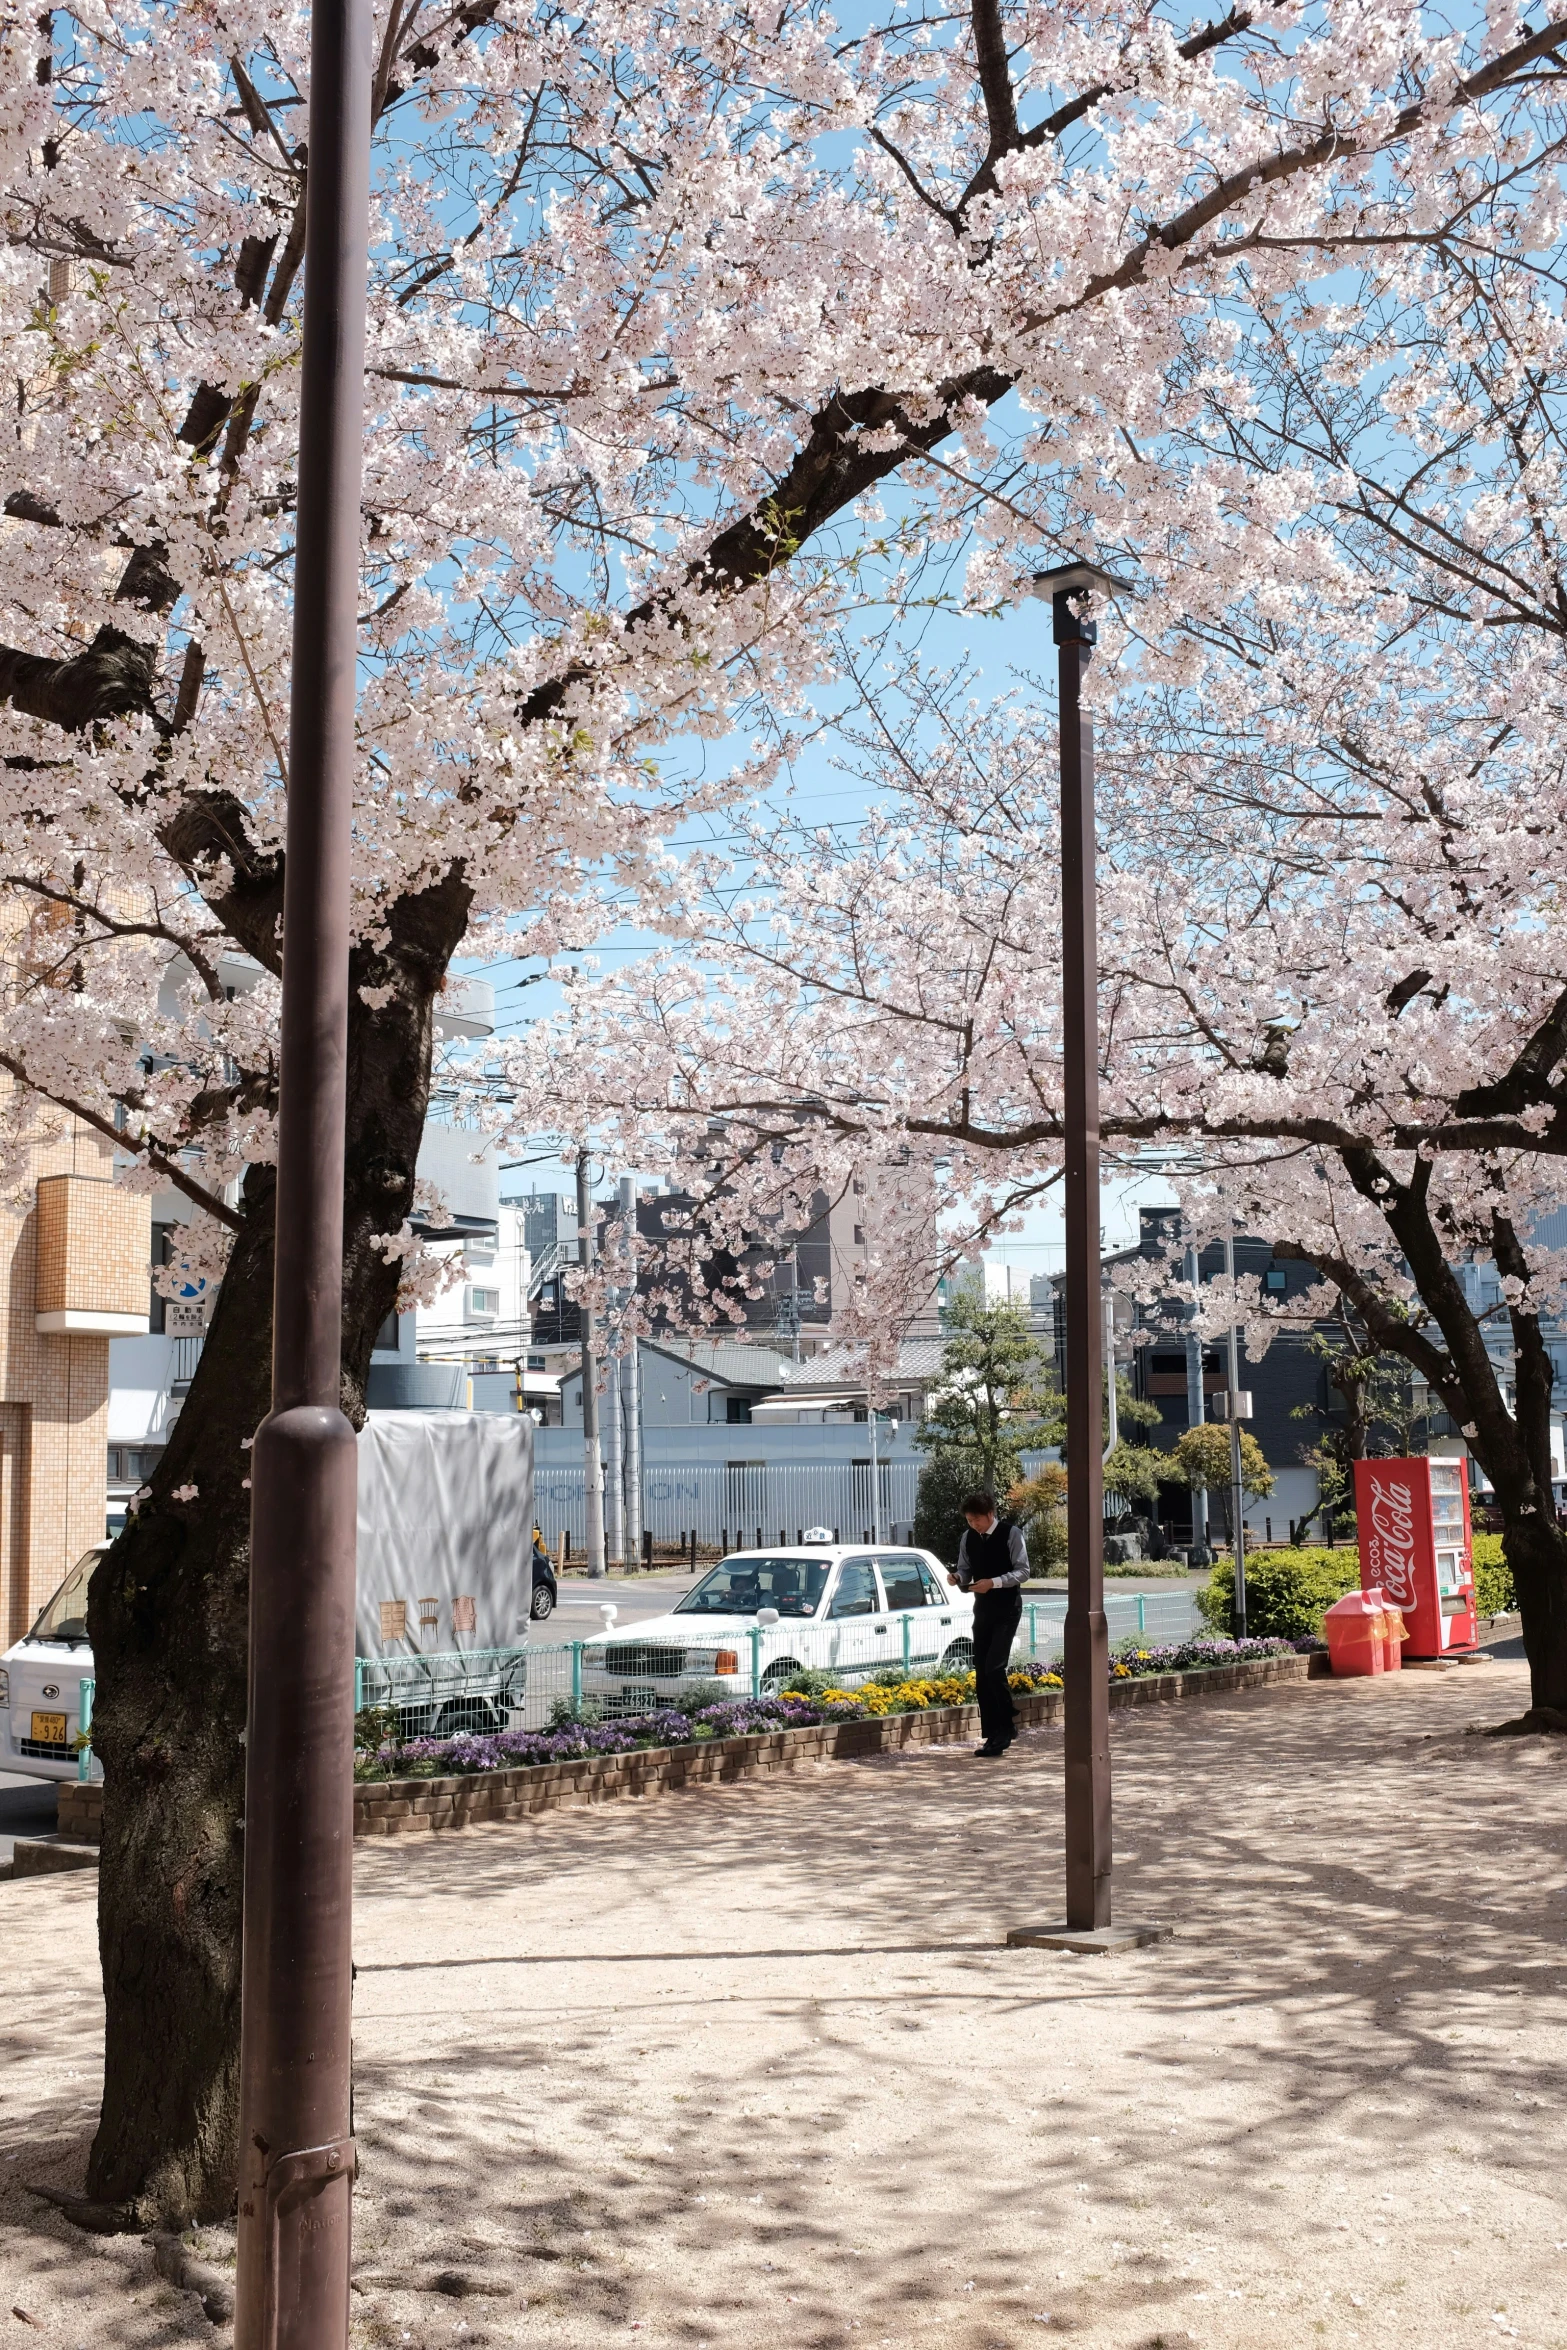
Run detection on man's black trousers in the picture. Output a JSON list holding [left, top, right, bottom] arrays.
[[971, 1587, 1023, 1747]]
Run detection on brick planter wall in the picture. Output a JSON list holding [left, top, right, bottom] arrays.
[[57, 1652, 1325, 1847]]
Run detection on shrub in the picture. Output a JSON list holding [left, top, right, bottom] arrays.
[[353, 1703, 400, 1753], [777, 1665, 838, 1696], [1196, 1545, 1359, 1639], [914, 1446, 1002, 1562], [548, 1694, 604, 1729], [1471, 1533, 1514, 1617]]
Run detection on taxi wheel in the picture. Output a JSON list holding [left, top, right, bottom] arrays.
[[940, 1640, 974, 1671]]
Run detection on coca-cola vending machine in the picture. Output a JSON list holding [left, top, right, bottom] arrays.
[[1353, 1456, 1477, 1658]]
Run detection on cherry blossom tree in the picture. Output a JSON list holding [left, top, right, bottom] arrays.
[[5, 0, 1567, 2221], [514, 578, 1567, 1724]]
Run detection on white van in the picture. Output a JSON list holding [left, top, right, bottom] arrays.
[[0, 1543, 103, 1783]]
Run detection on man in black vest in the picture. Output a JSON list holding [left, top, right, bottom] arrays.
[[953, 1490, 1030, 1756]]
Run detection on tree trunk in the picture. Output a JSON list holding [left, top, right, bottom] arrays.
[[84, 875, 467, 2224], [1500, 1511, 1567, 1721]]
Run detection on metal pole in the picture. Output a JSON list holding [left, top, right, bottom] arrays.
[[1223, 1229, 1248, 1637], [576, 1153, 606, 1577], [602, 1197, 624, 1571], [1102, 1290, 1118, 1466], [619, 1176, 643, 1561], [1056, 589, 1111, 1933], [234, 3, 369, 2340], [1184, 1241, 1208, 1555], [867, 1390, 881, 1543]]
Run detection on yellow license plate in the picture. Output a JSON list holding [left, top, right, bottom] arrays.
[[30, 1711, 67, 1745]]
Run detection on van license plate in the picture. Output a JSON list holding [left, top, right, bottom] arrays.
[[31, 1711, 67, 1745]]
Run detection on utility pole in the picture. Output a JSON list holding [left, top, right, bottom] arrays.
[[866, 1390, 882, 1542], [619, 1175, 643, 1563], [576, 1152, 606, 1577], [1184, 1240, 1209, 1556], [1008, 562, 1166, 1958], [602, 1183, 624, 1570], [233, 1, 369, 2341], [1223, 1228, 1248, 1638]]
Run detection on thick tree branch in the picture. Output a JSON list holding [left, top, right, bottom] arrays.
[[0, 627, 159, 730]]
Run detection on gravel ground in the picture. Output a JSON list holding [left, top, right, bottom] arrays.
[[1, 1656, 1564, 2350]]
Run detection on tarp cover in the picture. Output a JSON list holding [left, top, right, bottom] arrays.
[[355, 1410, 533, 1658]]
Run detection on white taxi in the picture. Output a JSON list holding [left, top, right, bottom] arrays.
[[582, 1540, 974, 1714], [0, 1544, 103, 1783]]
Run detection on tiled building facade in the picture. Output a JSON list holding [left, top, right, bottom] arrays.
[[0, 1100, 150, 1642]]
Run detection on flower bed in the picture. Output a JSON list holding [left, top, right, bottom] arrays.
[[353, 1637, 1304, 1783]]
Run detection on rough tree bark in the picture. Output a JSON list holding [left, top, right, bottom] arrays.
[[1301, 1150, 1567, 1725], [83, 873, 469, 2224]]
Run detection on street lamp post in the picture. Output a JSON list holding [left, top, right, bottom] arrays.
[[1008, 562, 1168, 1959], [577, 1151, 607, 1577], [233, 2, 371, 2344]]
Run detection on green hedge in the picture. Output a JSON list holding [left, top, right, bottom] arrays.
[[1470, 1533, 1514, 1618], [1197, 1532, 1516, 1637], [1196, 1547, 1360, 1639]]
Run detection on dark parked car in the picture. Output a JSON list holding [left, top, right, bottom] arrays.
[[530, 1534, 557, 1622]]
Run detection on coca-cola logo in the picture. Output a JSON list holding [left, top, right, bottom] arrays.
[[1367, 1477, 1417, 1606]]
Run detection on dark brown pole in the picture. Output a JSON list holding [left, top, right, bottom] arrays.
[[1057, 590, 1112, 1932], [234, 3, 371, 2344]]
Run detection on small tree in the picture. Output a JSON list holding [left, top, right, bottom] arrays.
[[918, 1291, 1061, 1494], [1009, 1462, 1068, 1573], [1101, 1440, 1173, 1516], [1172, 1425, 1274, 1542], [914, 1446, 990, 1565], [1292, 1320, 1429, 1540]]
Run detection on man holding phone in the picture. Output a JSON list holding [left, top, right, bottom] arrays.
[[953, 1491, 1030, 1757]]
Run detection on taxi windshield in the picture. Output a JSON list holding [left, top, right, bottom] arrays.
[[675, 1557, 831, 1618], [26, 1548, 101, 1646]]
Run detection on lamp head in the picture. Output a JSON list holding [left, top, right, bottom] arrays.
[[1029, 559, 1136, 647]]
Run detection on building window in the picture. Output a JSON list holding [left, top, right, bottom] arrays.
[[526, 1354, 546, 1371], [1265, 1268, 1287, 1293], [853, 1225, 865, 1246], [725, 1395, 753, 1424], [375, 1312, 400, 1352], [149, 1221, 174, 1334], [468, 1287, 500, 1318]]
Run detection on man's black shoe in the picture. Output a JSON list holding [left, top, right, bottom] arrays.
[[974, 1740, 1008, 1757]]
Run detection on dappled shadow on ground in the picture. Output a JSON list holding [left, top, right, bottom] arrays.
[[337, 1663, 1567, 2349], [3, 1664, 1565, 2347]]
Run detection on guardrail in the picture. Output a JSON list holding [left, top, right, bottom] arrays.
[[74, 1593, 1200, 1781], [352, 1588, 1198, 1738]]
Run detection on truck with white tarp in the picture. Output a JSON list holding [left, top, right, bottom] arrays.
[[0, 1409, 534, 1781]]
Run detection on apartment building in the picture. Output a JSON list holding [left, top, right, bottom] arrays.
[[0, 1102, 151, 1639]]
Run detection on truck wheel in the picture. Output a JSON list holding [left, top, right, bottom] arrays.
[[940, 1639, 974, 1671], [434, 1697, 501, 1738], [530, 1583, 555, 1621]]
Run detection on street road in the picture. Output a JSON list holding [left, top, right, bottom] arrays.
[[549, 1571, 703, 1630]]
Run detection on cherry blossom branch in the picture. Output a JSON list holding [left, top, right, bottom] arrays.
[[0, 1052, 243, 1230]]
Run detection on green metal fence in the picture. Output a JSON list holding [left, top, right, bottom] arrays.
[[351, 1593, 1194, 1740]]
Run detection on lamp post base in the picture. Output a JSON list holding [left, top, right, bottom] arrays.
[[1006, 1922, 1172, 1956]]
